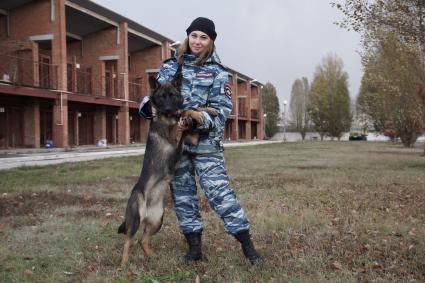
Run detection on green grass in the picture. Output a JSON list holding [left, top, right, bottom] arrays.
[[1, 142, 424, 282]]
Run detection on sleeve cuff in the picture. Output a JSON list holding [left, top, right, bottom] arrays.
[[138, 96, 153, 119]]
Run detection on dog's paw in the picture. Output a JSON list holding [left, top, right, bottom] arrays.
[[186, 110, 204, 124]]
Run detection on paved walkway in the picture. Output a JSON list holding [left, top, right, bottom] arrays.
[[0, 140, 280, 170]]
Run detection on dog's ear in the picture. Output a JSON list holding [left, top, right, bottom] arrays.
[[149, 76, 160, 90], [171, 72, 182, 90]]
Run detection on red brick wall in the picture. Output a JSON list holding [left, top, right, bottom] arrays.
[[9, 0, 53, 40], [77, 26, 124, 97], [129, 45, 162, 98], [129, 46, 162, 76], [67, 41, 82, 60], [0, 15, 7, 39], [0, 38, 33, 54]]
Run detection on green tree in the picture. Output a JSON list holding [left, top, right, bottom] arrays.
[[333, 0, 425, 150], [309, 54, 352, 140], [289, 77, 311, 140], [356, 72, 391, 133], [360, 32, 425, 146], [332, 0, 425, 55], [261, 82, 280, 138]]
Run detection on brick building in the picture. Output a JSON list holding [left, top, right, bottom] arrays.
[[0, 0, 263, 149]]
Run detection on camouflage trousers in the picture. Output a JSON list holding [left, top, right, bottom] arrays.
[[170, 151, 250, 235]]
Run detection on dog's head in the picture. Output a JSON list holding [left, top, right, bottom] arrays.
[[149, 75, 183, 121]]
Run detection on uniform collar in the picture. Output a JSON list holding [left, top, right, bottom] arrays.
[[207, 48, 222, 64]]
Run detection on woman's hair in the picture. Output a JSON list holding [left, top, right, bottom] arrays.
[[176, 37, 214, 66]]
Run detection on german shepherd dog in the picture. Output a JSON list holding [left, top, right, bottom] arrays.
[[118, 74, 216, 265]]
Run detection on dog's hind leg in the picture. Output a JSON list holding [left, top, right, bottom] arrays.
[[139, 202, 164, 258]]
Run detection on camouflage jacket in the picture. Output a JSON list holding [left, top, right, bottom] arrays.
[[139, 48, 232, 154]]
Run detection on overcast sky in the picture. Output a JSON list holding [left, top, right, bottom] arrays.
[[91, 0, 362, 108]]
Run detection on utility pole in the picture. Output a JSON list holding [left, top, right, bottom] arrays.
[[283, 100, 287, 142]]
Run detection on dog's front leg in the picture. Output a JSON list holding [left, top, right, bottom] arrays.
[[121, 235, 132, 265]]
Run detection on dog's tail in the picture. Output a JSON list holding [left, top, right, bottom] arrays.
[[118, 189, 141, 236]]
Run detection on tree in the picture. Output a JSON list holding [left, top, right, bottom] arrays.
[[357, 71, 392, 133], [333, 0, 425, 151], [261, 82, 280, 138], [289, 77, 311, 140], [309, 54, 352, 140], [359, 32, 425, 146], [332, 0, 425, 55]]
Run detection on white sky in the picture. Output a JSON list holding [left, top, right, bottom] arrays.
[[91, 0, 362, 108]]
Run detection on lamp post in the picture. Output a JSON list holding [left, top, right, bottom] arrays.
[[282, 100, 287, 142], [263, 113, 267, 139]]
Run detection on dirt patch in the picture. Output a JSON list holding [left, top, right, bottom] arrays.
[[294, 165, 328, 170], [232, 175, 312, 189], [0, 191, 121, 217]]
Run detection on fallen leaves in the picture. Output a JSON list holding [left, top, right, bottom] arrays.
[[332, 261, 343, 271], [371, 261, 382, 270]]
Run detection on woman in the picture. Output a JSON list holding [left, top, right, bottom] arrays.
[[139, 17, 261, 265]]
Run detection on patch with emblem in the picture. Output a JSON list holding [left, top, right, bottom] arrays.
[[195, 71, 214, 78], [224, 83, 232, 98]]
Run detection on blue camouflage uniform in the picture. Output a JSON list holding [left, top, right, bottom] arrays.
[[139, 48, 250, 235]]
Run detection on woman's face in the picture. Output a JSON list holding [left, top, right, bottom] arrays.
[[188, 31, 211, 55]]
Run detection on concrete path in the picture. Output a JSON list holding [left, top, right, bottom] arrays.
[[0, 140, 280, 170]]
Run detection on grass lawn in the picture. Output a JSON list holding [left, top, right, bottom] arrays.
[[1, 142, 424, 282]]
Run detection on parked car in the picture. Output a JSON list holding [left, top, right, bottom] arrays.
[[349, 125, 368, 141]]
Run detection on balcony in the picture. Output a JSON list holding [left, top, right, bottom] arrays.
[[251, 98, 260, 119], [0, 53, 58, 90], [1, 54, 146, 101], [67, 65, 125, 99], [238, 97, 247, 118], [129, 76, 144, 102]]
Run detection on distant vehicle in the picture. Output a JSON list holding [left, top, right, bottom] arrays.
[[349, 124, 368, 141]]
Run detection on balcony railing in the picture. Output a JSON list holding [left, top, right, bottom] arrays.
[[1, 54, 146, 100], [0, 53, 58, 90], [251, 109, 259, 119], [129, 76, 144, 102], [67, 67, 92, 95], [238, 106, 248, 118], [238, 97, 247, 117], [67, 67, 125, 99]]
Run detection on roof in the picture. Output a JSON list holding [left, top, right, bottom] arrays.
[[69, 0, 173, 43]]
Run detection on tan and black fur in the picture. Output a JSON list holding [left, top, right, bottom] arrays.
[[117, 75, 208, 265], [180, 107, 218, 145]]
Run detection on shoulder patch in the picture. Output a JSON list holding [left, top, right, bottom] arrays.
[[224, 83, 232, 98]]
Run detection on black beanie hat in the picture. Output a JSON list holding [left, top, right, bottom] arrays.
[[186, 17, 217, 41]]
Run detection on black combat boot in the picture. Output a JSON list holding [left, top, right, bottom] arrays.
[[234, 230, 262, 265], [183, 232, 202, 262]]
